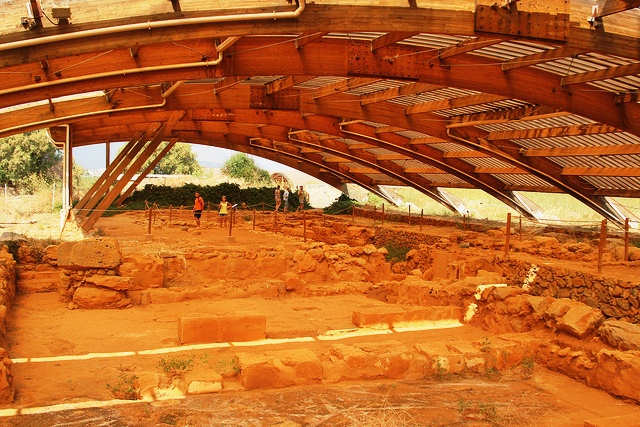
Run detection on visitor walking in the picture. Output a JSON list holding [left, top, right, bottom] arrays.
[[193, 192, 204, 227], [297, 186, 307, 211], [283, 187, 290, 213], [275, 185, 282, 212], [218, 195, 230, 228]]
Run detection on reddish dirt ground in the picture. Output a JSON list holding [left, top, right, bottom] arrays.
[[3, 209, 640, 425]]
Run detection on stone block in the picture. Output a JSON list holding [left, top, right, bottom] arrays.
[[556, 303, 604, 338], [57, 238, 121, 269], [118, 255, 164, 289], [72, 286, 130, 309], [352, 306, 462, 328], [188, 380, 222, 395], [84, 274, 134, 291], [178, 315, 266, 344], [598, 319, 640, 351], [237, 350, 321, 390]]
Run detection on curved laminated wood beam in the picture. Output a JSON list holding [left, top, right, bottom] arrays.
[[447, 126, 628, 227], [0, 37, 638, 141], [53, 107, 537, 217], [0, 3, 638, 69]]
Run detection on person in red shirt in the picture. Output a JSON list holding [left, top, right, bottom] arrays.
[[193, 192, 204, 227]]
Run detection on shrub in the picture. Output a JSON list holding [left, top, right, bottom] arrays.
[[106, 372, 140, 400], [323, 194, 357, 215], [158, 356, 194, 377], [383, 241, 411, 263], [119, 183, 309, 211]]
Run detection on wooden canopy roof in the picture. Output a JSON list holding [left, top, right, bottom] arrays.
[[1, 0, 640, 225]]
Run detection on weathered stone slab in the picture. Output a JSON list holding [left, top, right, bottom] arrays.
[[598, 319, 640, 351], [178, 315, 266, 344], [118, 254, 164, 289], [352, 306, 462, 328], [57, 238, 121, 269], [72, 286, 130, 309], [84, 275, 134, 291]]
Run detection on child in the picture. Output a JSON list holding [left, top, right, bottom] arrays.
[[218, 195, 230, 227]]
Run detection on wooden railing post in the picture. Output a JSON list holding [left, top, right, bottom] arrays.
[[504, 213, 511, 258], [169, 204, 173, 226], [598, 219, 607, 273], [303, 209, 307, 242], [624, 218, 630, 262], [420, 208, 423, 231], [352, 205, 355, 224], [228, 208, 233, 237], [519, 215, 522, 240], [373, 206, 376, 226], [147, 206, 152, 235], [408, 205, 411, 226], [381, 203, 384, 227]]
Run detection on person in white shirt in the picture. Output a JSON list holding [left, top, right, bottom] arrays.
[[283, 187, 290, 213], [274, 185, 281, 212]]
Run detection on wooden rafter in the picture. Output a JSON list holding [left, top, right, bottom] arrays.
[[371, 32, 417, 52], [486, 123, 621, 141], [360, 82, 441, 106], [593, 0, 640, 18], [501, 47, 584, 71], [406, 93, 507, 115], [561, 62, 640, 86]]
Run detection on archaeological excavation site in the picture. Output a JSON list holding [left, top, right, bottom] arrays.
[[2, 0, 640, 425]]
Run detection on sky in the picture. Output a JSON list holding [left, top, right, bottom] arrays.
[[73, 141, 296, 174]]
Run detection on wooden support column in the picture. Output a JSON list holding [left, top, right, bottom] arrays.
[[116, 140, 177, 206], [75, 135, 143, 216], [62, 128, 73, 210], [105, 142, 110, 168], [624, 218, 630, 262], [598, 219, 607, 273], [505, 213, 511, 258], [81, 128, 165, 231]]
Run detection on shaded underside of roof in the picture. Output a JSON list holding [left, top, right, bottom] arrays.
[[0, 0, 640, 224]]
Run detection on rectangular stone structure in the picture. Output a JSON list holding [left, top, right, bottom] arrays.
[[178, 315, 266, 344], [352, 306, 462, 328]]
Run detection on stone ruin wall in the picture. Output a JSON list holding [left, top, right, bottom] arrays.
[[495, 258, 640, 324], [0, 247, 16, 402]]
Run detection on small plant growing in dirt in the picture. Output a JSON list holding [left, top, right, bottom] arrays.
[[457, 398, 472, 416], [216, 355, 241, 376], [478, 402, 499, 424], [383, 240, 411, 263], [480, 337, 492, 353], [158, 356, 194, 377], [520, 356, 535, 379], [434, 358, 448, 381], [485, 366, 502, 381], [106, 372, 140, 400]]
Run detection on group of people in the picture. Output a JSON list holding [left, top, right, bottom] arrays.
[[192, 192, 231, 228], [191, 185, 310, 227], [274, 185, 308, 212]]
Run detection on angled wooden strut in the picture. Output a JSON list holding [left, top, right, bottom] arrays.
[[287, 132, 464, 215], [74, 135, 148, 219], [81, 127, 166, 231], [115, 139, 177, 206], [74, 134, 144, 214]]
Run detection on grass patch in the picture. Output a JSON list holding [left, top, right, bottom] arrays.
[[106, 371, 140, 400], [383, 241, 411, 263], [158, 356, 194, 377]]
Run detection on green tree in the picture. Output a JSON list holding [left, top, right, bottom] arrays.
[[0, 130, 61, 188], [222, 153, 272, 186], [141, 142, 202, 175]]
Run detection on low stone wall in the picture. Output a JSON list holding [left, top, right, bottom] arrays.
[[0, 246, 16, 402], [475, 286, 640, 402], [495, 258, 640, 323]]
